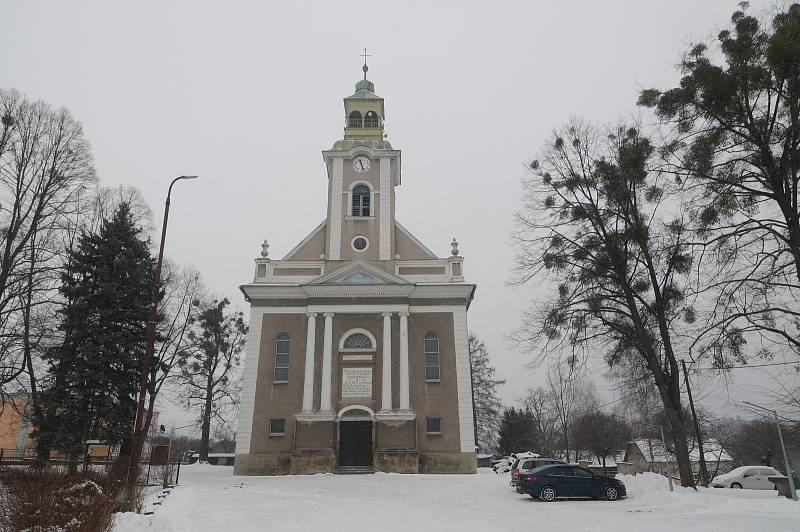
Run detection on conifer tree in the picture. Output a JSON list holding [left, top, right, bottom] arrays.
[[468, 334, 504, 452], [36, 203, 154, 461], [176, 298, 247, 462]]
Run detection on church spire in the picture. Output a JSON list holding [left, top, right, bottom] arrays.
[[342, 51, 385, 141], [361, 48, 371, 80]]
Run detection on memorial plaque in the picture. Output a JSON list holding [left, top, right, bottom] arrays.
[[341, 367, 372, 398], [342, 354, 373, 361]]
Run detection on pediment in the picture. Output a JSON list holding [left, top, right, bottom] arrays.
[[307, 259, 409, 286]]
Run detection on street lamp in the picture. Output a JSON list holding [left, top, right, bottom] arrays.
[[742, 401, 797, 501], [127, 175, 198, 490]]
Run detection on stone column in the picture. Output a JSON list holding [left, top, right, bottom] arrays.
[[399, 311, 410, 411], [380, 312, 393, 412], [301, 313, 317, 412], [320, 313, 334, 413]]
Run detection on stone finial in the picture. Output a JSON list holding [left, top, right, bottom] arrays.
[[260, 239, 270, 259], [451, 238, 459, 257]]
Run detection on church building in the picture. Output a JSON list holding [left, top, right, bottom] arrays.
[[234, 64, 477, 475]]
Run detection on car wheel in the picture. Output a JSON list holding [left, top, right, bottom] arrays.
[[730, 482, 742, 489], [540, 486, 557, 502], [604, 486, 619, 501]]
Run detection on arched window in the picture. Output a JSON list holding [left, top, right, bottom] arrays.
[[352, 184, 371, 217], [348, 111, 362, 128], [274, 332, 290, 383], [424, 332, 440, 382], [343, 332, 374, 350], [364, 111, 379, 127]]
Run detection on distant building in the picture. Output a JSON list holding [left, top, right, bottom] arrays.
[[621, 438, 734, 477], [0, 393, 34, 451]]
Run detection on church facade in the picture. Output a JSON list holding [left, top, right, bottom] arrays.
[[234, 66, 477, 475]]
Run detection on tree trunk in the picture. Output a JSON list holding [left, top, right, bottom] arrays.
[[665, 404, 694, 487], [200, 374, 213, 462]]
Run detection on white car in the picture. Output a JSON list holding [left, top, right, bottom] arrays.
[[712, 466, 784, 489]]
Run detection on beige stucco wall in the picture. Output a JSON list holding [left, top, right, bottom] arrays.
[[323, 156, 397, 262], [408, 312, 462, 454], [242, 308, 467, 473], [283, 222, 327, 260]]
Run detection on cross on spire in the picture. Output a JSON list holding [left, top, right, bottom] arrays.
[[361, 48, 371, 79]]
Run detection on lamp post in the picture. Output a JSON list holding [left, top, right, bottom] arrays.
[[127, 175, 198, 491], [742, 401, 797, 501]]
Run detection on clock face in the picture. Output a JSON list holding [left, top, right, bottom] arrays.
[[353, 157, 371, 173]]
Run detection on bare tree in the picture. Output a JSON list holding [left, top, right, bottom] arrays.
[[544, 359, 595, 462], [176, 297, 247, 462], [639, 5, 800, 367], [468, 334, 505, 452], [512, 120, 699, 486], [522, 386, 561, 458], [0, 88, 95, 428], [572, 409, 631, 476], [140, 263, 204, 443]]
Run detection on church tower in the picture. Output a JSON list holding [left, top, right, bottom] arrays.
[[235, 63, 476, 475]]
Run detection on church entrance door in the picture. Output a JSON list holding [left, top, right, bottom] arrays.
[[338, 421, 373, 467]]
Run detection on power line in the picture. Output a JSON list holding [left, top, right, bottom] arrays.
[[692, 360, 799, 371]]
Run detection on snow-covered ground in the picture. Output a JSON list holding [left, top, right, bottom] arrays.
[[114, 464, 799, 532]]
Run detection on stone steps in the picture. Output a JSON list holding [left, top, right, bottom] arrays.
[[334, 466, 375, 474]]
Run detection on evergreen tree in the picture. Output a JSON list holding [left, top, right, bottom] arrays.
[[36, 203, 154, 461], [468, 334, 504, 452], [497, 407, 539, 456], [176, 297, 247, 462]]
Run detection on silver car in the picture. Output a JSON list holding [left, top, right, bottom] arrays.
[[712, 466, 783, 489]]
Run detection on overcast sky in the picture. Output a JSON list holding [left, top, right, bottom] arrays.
[[4, 0, 791, 434]]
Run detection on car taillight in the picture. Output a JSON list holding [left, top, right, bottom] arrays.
[[523, 476, 538, 483], [512, 468, 519, 476]]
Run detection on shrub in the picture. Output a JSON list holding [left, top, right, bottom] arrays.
[[0, 466, 142, 531]]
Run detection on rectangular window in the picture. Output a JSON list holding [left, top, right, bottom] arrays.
[[426, 416, 442, 435], [274, 350, 289, 383], [424, 333, 440, 383], [274, 333, 290, 383], [425, 357, 440, 382], [269, 418, 286, 436]]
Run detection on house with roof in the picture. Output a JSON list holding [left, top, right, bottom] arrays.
[[621, 438, 735, 478]]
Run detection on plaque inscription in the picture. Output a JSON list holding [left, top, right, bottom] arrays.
[[341, 367, 372, 398]]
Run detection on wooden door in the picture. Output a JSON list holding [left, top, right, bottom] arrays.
[[339, 421, 373, 467]]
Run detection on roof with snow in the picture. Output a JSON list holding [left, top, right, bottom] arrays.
[[629, 438, 733, 463]]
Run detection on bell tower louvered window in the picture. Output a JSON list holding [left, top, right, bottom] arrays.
[[364, 111, 379, 127], [348, 111, 362, 128], [352, 184, 371, 217]]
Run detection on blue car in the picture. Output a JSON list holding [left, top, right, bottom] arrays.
[[518, 464, 626, 502]]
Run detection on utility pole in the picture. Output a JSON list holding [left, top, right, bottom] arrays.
[[681, 359, 709, 487], [127, 175, 198, 493]]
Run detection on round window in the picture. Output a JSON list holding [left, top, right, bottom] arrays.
[[352, 236, 369, 251]]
